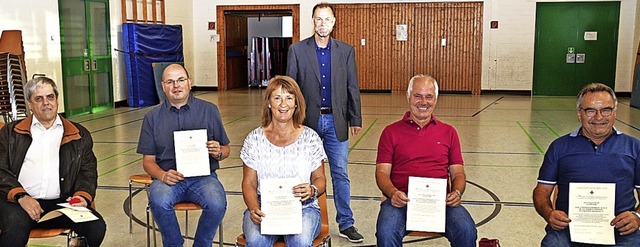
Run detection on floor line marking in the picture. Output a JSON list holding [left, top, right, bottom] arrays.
[[349, 118, 378, 153], [73, 107, 147, 124], [90, 118, 143, 133], [517, 122, 544, 154], [224, 115, 247, 125], [471, 96, 504, 117], [98, 157, 142, 177], [97, 147, 137, 163], [616, 119, 640, 133], [542, 121, 560, 137]]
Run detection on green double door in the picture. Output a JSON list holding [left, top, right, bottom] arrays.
[[533, 2, 620, 96], [59, 0, 113, 116]]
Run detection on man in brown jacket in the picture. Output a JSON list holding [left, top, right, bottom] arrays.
[[0, 77, 106, 247]]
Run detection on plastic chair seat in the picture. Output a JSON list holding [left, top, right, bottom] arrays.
[[174, 202, 201, 211], [29, 201, 96, 246], [129, 174, 152, 234], [29, 228, 69, 238], [130, 174, 153, 185], [29, 228, 71, 247]]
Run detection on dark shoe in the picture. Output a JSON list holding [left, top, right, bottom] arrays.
[[339, 226, 364, 243]]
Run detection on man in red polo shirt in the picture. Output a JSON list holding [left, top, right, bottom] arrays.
[[375, 74, 477, 247]]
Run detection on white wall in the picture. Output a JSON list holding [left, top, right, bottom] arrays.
[[191, 0, 320, 88], [483, 0, 537, 91], [191, 0, 218, 87], [0, 0, 65, 111], [0, 0, 195, 110], [618, 0, 640, 92], [248, 17, 285, 44], [0, 0, 128, 111], [194, 0, 640, 91], [1, 0, 639, 114], [109, 0, 126, 104], [165, 0, 195, 85]]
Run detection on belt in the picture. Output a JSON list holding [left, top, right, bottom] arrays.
[[320, 107, 332, 114]]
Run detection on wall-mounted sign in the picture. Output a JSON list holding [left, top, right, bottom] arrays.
[[566, 54, 575, 63], [396, 24, 408, 41], [208, 21, 216, 30], [576, 53, 585, 64], [584, 31, 597, 41]]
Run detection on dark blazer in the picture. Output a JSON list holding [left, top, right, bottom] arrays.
[[287, 36, 362, 142]]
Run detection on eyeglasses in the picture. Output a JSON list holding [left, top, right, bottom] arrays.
[[579, 107, 615, 117], [163, 78, 188, 85]]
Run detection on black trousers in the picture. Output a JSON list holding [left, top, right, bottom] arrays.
[[0, 197, 106, 247]]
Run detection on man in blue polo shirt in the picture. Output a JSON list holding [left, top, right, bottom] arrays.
[[137, 64, 229, 247], [533, 83, 640, 246]]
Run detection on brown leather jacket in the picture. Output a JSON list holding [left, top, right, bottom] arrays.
[[0, 115, 97, 203]]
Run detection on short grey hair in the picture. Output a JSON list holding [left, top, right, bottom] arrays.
[[25, 76, 59, 102], [407, 74, 439, 98], [576, 83, 617, 109]]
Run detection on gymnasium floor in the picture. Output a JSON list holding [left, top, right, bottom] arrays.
[[25, 89, 640, 247]]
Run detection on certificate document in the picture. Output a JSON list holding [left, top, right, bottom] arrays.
[[569, 182, 616, 245], [174, 129, 210, 177], [406, 176, 447, 232], [39, 207, 98, 223], [260, 178, 302, 235]]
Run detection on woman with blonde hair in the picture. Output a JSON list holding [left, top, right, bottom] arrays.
[[240, 76, 327, 246]]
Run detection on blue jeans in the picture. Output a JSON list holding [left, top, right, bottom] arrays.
[[242, 198, 321, 247], [317, 114, 354, 231], [541, 225, 640, 246], [376, 199, 477, 247], [149, 172, 227, 247]]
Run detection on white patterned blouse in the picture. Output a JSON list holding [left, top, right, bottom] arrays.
[[240, 125, 327, 196]]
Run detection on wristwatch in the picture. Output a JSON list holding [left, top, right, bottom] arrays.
[[14, 192, 29, 203], [310, 184, 319, 198], [217, 152, 223, 160], [630, 211, 640, 220]]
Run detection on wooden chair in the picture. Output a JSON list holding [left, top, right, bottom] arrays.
[[29, 201, 97, 246], [128, 174, 156, 246], [147, 202, 220, 246], [551, 185, 559, 209], [129, 173, 152, 234], [235, 192, 332, 247], [29, 228, 71, 247], [129, 173, 224, 247]]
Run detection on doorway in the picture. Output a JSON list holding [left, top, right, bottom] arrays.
[[216, 5, 299, 91], [533, 2, 620, 96], [59, 0, 113, 116]]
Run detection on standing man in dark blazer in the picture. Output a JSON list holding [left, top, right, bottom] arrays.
[[287, 2, 364, 243]]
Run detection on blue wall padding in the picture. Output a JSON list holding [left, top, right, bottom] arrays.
[[122, 23, 184, 107]]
